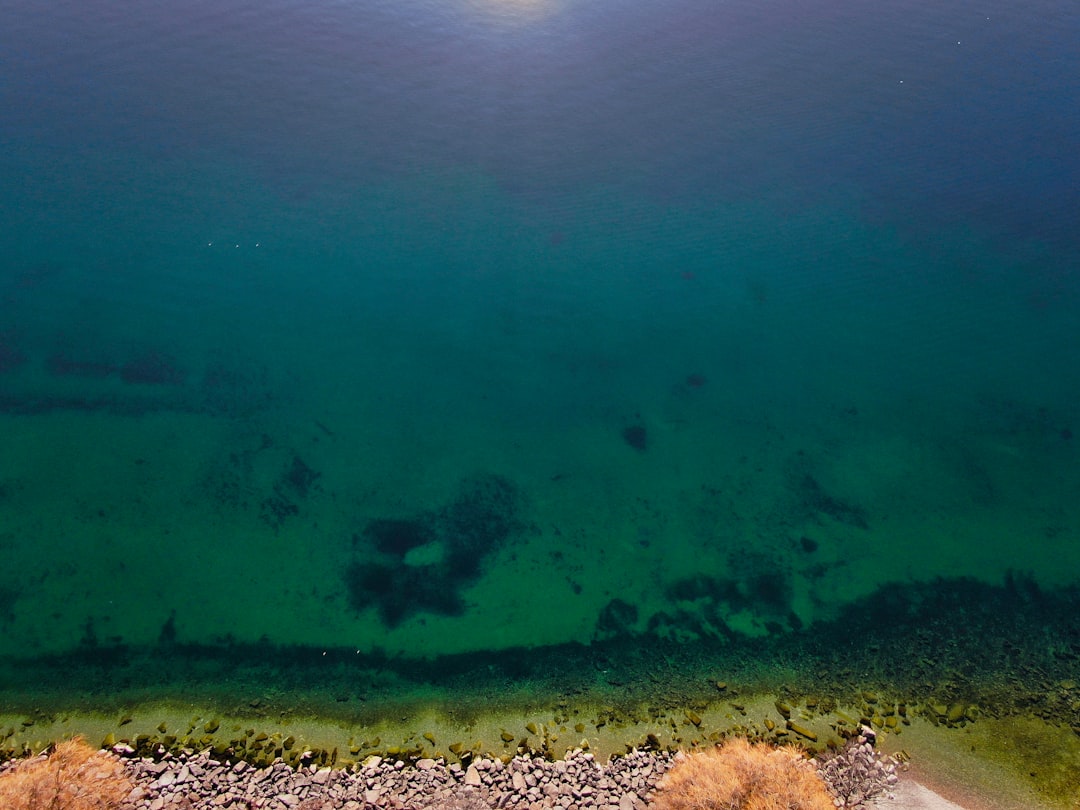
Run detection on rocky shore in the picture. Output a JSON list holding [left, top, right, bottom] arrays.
[[114, 748, 674, 810]]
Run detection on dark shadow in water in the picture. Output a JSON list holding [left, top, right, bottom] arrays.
[[1, 575, 1077, 733], [644, 571, 802, 641], [0, 584, 19, 624], [344, 473, 525, 626], [0, 354, 276, 418]]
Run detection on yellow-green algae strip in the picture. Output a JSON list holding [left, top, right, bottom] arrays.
[[3, 690, 1078, 809]]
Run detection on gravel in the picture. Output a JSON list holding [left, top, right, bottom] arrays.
[[114, 748, 676, 810]]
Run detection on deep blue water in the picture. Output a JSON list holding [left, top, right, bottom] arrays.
[[1, 0, 1079, 710]]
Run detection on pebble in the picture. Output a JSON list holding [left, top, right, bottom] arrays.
[[96, 747, 675, 810], [152, 771, 176, 789]]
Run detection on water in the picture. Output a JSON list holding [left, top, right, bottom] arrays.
[[1, 0, 1079, 769]]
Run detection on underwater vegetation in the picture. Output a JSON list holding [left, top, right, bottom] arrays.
[[118, 352, 188, 386], [595, 598, 639, 641], [258, 452, 322, 532], [0, 583, 19, 625], [0, 335, 276, 418], [796, 473, 869, 531], [344, 473, 524, 626], [622, 424, 648, 452], [47, 350, 187, 386], [0, 335, 25, 374], [648, 571, 800, 642]]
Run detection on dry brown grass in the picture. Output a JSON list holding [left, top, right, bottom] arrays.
[[0, 736, 133, 810], [652, 737, 836, 810]]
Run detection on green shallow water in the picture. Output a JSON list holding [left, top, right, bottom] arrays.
[[2, 169, 1078, 663], [2, 170, 1079, 717], [2, 1, 1080, 801]]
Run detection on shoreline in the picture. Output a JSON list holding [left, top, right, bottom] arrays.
[[0, 729, 1059, 810], [3, 695, 1076, 809], [3, 578, 1078, 807]]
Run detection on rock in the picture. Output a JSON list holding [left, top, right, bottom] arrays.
[[946, 703, 966, 724], [153, 771, 177, 789], [108, 741, 682, 810], [127, 786, 148, 803], [785, 721, 818, 742]]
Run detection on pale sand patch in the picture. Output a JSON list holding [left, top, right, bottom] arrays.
[[875, 716, 1080, 810]]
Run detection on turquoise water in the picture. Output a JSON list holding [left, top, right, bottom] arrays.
[[1, 0, 1079, 717]]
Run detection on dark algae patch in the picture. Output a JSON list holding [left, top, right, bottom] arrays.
[[259, 452, 321, 531], [622, 424, 648, 452], [796, 473, 869, 530], [344, 473, 524, 626]]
